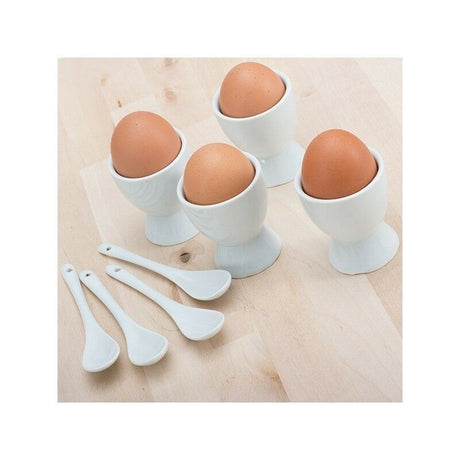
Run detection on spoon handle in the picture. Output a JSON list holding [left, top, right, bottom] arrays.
[[61, 264, 97, 329], [98, 243, 172, 279], [79, 269, 133, 331], [106, 265, 182, 318]]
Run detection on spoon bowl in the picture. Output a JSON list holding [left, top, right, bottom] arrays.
[[166, 267, 231, 302], [82, 324, 120, 372], [122, 321, 169, 366]]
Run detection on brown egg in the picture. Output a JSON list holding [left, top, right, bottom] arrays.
[[183, 143, 255, 205], [111, 111, 181, 178], [301, 129, 377, 199], [219, 62, 285, 118]]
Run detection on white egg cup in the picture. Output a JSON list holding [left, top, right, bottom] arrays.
[[212, 70, 303, 188], [177, 153, 281, 278], [294, 148, 399, 275], [109, 129, 198, 246]]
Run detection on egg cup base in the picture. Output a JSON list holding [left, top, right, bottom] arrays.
[[145, 210, 199, 246], [329, 222, 399, 275], [257, 141, 303, 187], [215, 225, 281, 278]]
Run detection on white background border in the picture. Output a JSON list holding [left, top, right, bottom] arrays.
[[2, 0, 459, 458]]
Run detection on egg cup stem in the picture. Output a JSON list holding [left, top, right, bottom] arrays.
[[145, 209, 198, 246], [258, 141, 304, 187], [328, 222, 399, 275], [215, 225, 281, 278]]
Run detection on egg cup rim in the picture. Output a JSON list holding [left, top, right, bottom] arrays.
[[212, 69, 291, 122], [177, 151, 261, 210], [294, 147, 384, 204], [108, 128, 186, 182]]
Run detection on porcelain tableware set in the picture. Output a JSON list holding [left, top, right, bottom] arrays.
[[61, 245, 229, 372], [61, 61, 400, 373], [106, 64, 399, 278]]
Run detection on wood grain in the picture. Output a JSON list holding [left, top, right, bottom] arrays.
[[58, 58, 402, 402]]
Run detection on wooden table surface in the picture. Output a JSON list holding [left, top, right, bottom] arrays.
[[58, 58, 402, 402]]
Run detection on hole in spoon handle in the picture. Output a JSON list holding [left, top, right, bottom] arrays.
[[60, 264, 95, 326]]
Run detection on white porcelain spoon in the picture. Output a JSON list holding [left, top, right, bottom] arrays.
[[106, 264, 225, 341], [79, 269, 168, 366], [98, 243, 231, 301], [61, 264, 120, 372]]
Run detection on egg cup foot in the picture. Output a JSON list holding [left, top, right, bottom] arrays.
[[257, 141, 303, 187], [215, 225, 281, 278], [145, 210, 199, 246], [329, 222, 399, 275]]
